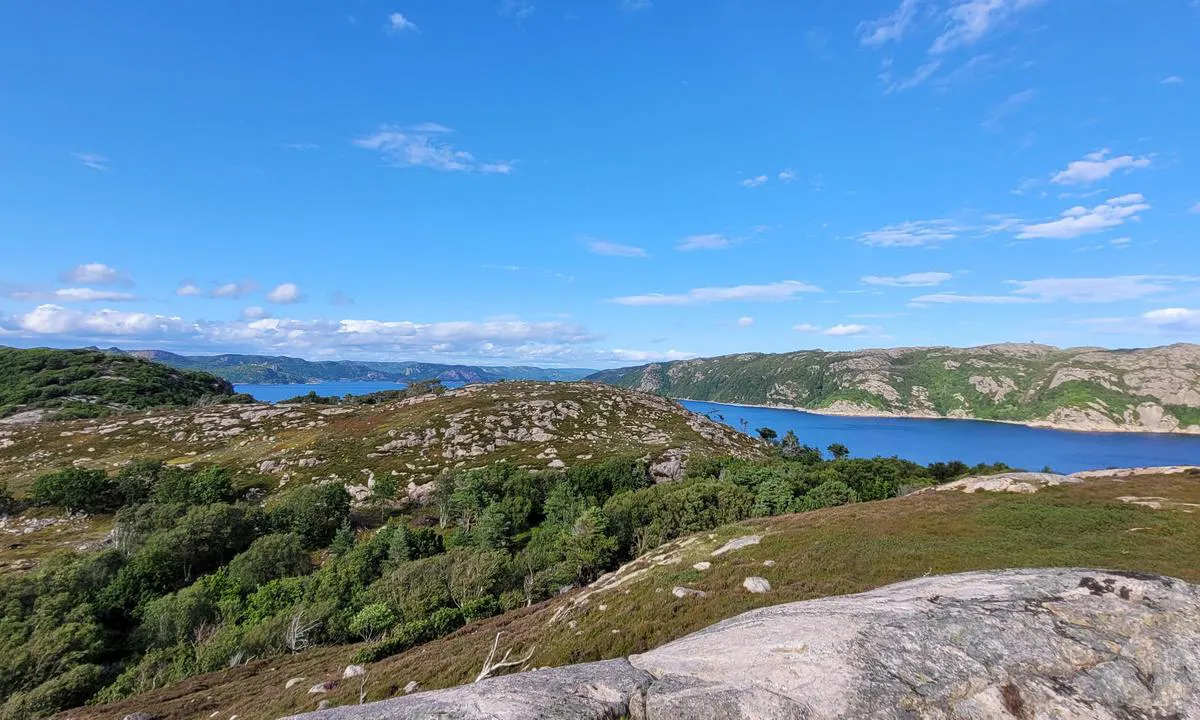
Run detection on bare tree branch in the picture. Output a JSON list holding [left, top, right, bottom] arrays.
[[475, 632, 536, 683]]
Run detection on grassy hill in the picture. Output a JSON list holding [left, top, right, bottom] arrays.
[[121, 349, 596, 384], [55, 468, 1200, 720], [588, 343, 1200, 434], [0, 346, 239, 422]]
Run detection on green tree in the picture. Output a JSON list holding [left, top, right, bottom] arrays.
[[752, 476, 797, 517], [348, 603, 396, 643], [756, 427, 778, 442], [827, 443, 850, 460], [269, 483, 352, 549], [29, 468, 120, 513], [563, 508, 617, 584], [226, 533, 312, 595], [798, 479, 858, 511]]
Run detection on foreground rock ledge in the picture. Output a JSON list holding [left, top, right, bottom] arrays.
[[286, 568, 1200, 719]]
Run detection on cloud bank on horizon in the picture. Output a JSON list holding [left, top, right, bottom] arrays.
[[1, 1, 1197, 367]]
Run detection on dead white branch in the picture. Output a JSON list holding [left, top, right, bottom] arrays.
[[474, 632, 536, 682]]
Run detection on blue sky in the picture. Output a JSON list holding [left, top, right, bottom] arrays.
[[1, 0, 1198, 367]]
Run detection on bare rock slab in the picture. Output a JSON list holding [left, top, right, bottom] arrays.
[[283, 569, 1200, 719]]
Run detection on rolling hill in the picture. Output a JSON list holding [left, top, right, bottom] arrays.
[[588, 343, 1200, 434], [119, 349, 596, 385], [0, 346, 239, 422]]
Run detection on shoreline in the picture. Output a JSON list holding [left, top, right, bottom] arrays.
[[673, 397, 1200, 437]]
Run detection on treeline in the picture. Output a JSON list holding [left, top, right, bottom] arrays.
[[280, 379, 446, 406], [0, 447, 1012, 718]]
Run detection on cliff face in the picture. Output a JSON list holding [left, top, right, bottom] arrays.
[[588, 343, 1200, 434], [286, 568, 1200, 719]]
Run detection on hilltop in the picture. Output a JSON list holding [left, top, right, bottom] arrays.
[[57, 466, 1200, 719], [0, 380, 763, 495], [0, 346, 239, 423], [118, 349, 596, 384], [588, 342, 1200, 434]]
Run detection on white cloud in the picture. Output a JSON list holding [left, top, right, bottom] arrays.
[[677, 234, 736, 251], [1009, 276, 1177, 303], [1017, 194, 1150, 239], [499, 0, 535, 20], [881, 59, 942, 94], [857, 219, 962, 248], [1142, 307, 1200, 332], [909, 293, 1035, 305], [211, 281, 258, 299], [862, 272, 953, 287], [63, 263, 128, 286], [607, 348, 694, 363], [737, 316, 755, 327], [930, 0, 1046, 54], [1051, 149, 1152, 186], [739, 175, 768, 188], [982, 88, 1036, 132], [778, 169, 797, 182], [822, 323, 870, 336], [267, 282, 303, 304], [241, 306, 270, 320], [1109, 237, 1132, 248], [589, 240, 648, 258], [282, 143, 319, 151], [612, 280, 821, 306], [19, 305, 191, 337], [5, 287, 139, 303], [386, 12, 418, 34], [1161, 76, 1184, 85], [354, 124, 512, 174], [176, 283, 203, 297], [857, 0, 921, 46], [793, 323, 822, 333], [73, 153, 109, 171]]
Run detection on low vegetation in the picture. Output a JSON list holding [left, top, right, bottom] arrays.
[[0, 347, 242, 421], [1, 432, 1013, 718]]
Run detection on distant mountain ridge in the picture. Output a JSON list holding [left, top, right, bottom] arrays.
[[587, 343, 1200, 434], [114, 349, 597, 385]]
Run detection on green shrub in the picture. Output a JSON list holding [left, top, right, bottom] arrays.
[[29, 468, 119, 513], [226, 533, 312, 595], [798, 479, 859, 511], [269, 484, 352, 549]]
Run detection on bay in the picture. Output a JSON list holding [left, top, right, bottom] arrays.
[[233, 383, 1200, 474]]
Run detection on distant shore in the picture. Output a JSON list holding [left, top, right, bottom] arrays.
[[673, 397, 1200, 437]]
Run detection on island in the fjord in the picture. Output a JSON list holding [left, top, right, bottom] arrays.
[[588, 342, 1200, 434]]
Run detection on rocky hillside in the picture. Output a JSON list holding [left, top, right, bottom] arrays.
[[0, 346, 238, 423], [121, 349, 595, 384], [0, 381, 764, 496], [286, 567, 1200, 719], [588, 343, 1200, 434], [63, 467, 1200, 719]]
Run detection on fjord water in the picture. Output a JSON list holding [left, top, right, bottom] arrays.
[[234, 383, 1200, 474]]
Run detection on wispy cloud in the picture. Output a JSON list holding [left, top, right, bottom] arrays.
[[857, 219, 963, 248], [880, 58, 942, 94], [862, 272, 953, 287], [1051, 149, 1152, 186], [677, 234, 737, 252], [176, 283, 203, 297], [1142, 307, 1200, 332], [1018, 193, 1150, 239], [620, 0, 652, 11], [982, 88, 1036, 132], [612, 280, 821, 306], [499, 0, 535, 20], [282, 142, 320, 151], [386, 12, 418, 34], [266, 283, 303, 304], [794, 322, 872, 336], [778, 169, 797, 182], [5, 288, 139, 303], [211, 281, 258, 299], [1161, 75, 1184, 85], [354, 124, 512, 174], [930, 0, 1047, 54], [73, 153, 110, 171], [912, 275, 1191, 306], [62, 263, 130, 286], [737, 316, 755, 327], [588, 240, 648, 258], [1190, 201, 1200, 214], [857, 0, 921, 46], [739, 175, 768, 188]]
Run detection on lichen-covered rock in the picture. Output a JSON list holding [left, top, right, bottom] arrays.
[[283, 569, 1200, 720]]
